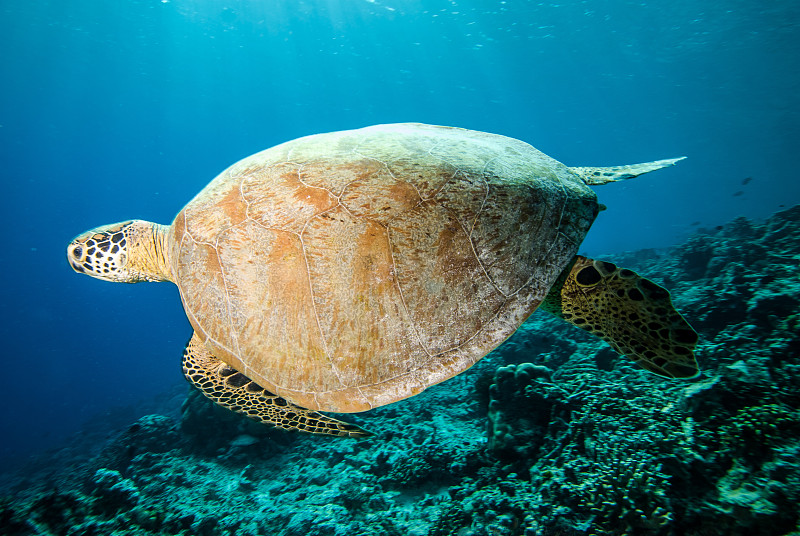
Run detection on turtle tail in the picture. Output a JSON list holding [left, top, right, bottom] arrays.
[[569, 157, 686, 185], [541, 255, 700, 379]]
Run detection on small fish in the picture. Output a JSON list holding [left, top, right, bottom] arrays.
[[742, 177, 753, 185], [733, 191, 744, 197], [690, 221, 701, 226]]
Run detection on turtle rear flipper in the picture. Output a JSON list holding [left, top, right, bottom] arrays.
[[542, 255, 699, 379], [182, 334, 372, 438]]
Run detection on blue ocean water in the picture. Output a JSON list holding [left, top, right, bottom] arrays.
[[0, 0, 797, 472]]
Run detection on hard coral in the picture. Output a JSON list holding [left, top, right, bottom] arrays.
[[487, 363, 570, 461]]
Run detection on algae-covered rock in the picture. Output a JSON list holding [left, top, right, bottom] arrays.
[[486, 362, 572, 461], [93, 414, 180, 475], [90, 468, 140, 513], [0, 496, 34, 536]]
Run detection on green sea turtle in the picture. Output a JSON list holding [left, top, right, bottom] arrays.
[[66, 123, 699, 438]]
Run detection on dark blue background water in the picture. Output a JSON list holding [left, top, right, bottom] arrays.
[[1, 0, 797, 471]]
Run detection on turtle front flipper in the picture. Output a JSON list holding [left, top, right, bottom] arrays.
[[541, 255, 700, 379], [182, 334, 372, 438]]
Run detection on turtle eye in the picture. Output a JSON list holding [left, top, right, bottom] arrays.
[[72, 245, 83, 259]]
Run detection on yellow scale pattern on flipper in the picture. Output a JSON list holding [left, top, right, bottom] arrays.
[[182, 335, 372, 438], [551, 255, 700, 379]]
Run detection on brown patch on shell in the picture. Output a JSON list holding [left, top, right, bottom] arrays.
[[242, 162, 337, 234]]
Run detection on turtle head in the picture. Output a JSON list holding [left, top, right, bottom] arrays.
[[67, 220, 172, 283]]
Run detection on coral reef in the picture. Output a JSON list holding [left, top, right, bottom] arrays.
[[1, 206, 799, 535]]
